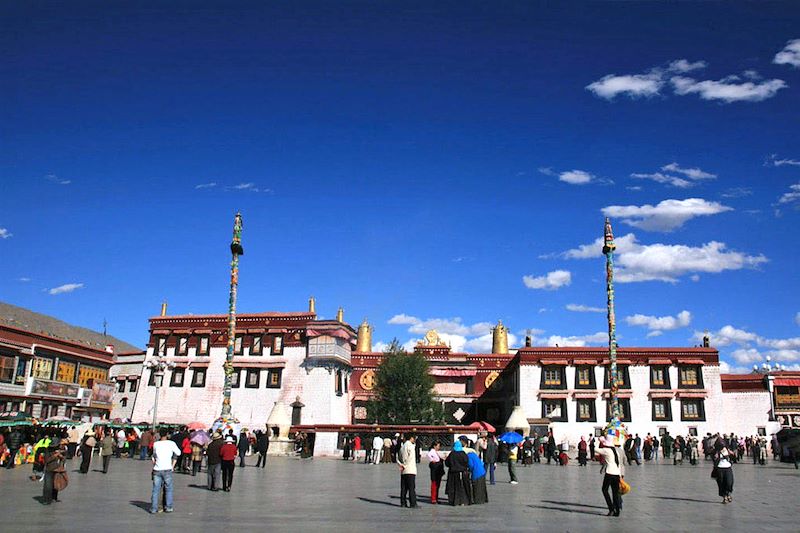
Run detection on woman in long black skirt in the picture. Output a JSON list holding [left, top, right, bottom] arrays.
[[714, 446, 734, 503], [445, 441, 471, 506]]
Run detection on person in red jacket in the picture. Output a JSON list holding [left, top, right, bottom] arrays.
[[181, 436, 192, 472], [220, 437, 238, 491], [352, 435, 361, 462]]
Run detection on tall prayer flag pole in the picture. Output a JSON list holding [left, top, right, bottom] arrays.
[[221, 212, 244, 418], [603, 217, 627, 445]]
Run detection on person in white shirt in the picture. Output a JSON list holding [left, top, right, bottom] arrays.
[[397, 435, 418, 508], [596, 436, 625, 516], [714, 446, 734, 503], [372, 435, 384, 465], [150, 430, 181, 514]]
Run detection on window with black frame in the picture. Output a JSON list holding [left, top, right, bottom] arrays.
[[540, 366, 565, 389], [231, 368, 241, 388], [603, 365, 631, 389], [606, 398, 632, 422], [650, 366, 670, 388], [266, 369, 282, 389], [170, 368, 185, 387], [678, 366, 703, 388], [575, 366, 595, 389], [191, 368, 206, 387], [542, 398, 567, 421], [576, 399, 596, 422], [245, 369, 260, 388], [651, 399, 672, 421], [680, 399, 705, 421]]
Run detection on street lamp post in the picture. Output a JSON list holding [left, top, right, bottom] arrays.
[[145, 356, 175, 433]]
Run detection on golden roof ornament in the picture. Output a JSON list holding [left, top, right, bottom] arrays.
[[356, 319, 373, 352], [492, 320, 509, 355], [418, 329, 447, 347]]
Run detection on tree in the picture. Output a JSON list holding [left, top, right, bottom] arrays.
[[366, 339, 444, 425]]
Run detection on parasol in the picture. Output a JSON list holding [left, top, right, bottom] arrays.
[[186, 421, 208, 431], [498, 431, 524, 444], [190, 430, 211, 445], [468, 421, 496, 433]]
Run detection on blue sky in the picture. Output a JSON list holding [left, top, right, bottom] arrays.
[[1, 2, 799, 371]]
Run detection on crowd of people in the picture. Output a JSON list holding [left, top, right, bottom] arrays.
[[2, 424, 797, 516]]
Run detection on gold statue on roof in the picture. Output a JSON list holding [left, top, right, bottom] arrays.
[[418, 329, 446, 347]]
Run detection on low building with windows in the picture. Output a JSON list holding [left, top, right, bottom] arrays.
[[128, 300, 354, 434], [123, 299, 786, 454], [0, 302, 140, 420], [109, 350, 146, 420]]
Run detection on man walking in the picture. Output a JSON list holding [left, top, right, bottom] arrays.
[[140, 429, 153, 460], [255, 430, 269, 468], [372, 434, 383, 465], [101, 429, 114, 473], [206, 431, 223, 490], [5, 428, 23, 469], [397, 434, 418, 508], [484, 434, 498, 485], [150, 429, 181, 514], [78, 430, 96, 474]]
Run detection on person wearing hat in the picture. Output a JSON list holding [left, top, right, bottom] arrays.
[[42, 438, 65, 504], [220, 435, 238, 491], [596, 436, 625, 516], [78, 430, 96, 474], [206, 431, 224, 491]]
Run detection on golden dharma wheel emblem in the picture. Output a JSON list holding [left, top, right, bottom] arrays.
[[360, 370, 376, 390], [485, 371, 500, 389]]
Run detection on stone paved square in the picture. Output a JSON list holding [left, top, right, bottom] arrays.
[[3, 454, 798, 532]]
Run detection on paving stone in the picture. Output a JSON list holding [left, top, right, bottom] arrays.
[[2, 454, 798, 532]]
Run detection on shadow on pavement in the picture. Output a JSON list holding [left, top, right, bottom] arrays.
[[540, 500, 607, 510], [130, 500, 152, 512], [356, 497, 401, 508], [187, 484, 212, 490], [529, 504, 605, 516], [648, 496, 717, 504]]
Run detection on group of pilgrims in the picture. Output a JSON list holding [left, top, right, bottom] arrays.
[[432, 437, 489, 506]]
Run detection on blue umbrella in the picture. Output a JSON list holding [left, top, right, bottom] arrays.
[[498, 431, 524, 444]]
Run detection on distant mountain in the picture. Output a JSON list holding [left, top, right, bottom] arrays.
[[0, 301, 142, 355]]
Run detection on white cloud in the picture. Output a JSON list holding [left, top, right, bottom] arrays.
[[48, 283, 84, 295], [767, 154, 800, 167], [45, 173, 71, 185], [671, 75, 787, 103], [195, 182, 217, 189], [559, 170, 594, 185], [387, 314, 494, 337], [372, 341, 389, 352], [796, 312, 800, 327], [690, 274, 700, 282], [630, 172, 693, 188], [730, 348, 763, 366], [538, 167, 556, 176], [18, 277, 30, 282], [646, 331, 663, 338], [523, 270, 572, 290], [230, 183, 258, 191], [625, 310, 692, 332], [586, 73, 663, 100], [777, 183, 800, 205], [661, 163, 716, 180], [387, 314, 419, 326], [667, 59, 708, 73], [602, 198, 732, 232], [539, 332, 608, 347], [566, 304, 605, 313], [0, 228, 11, 239], [774, 39, 800, 68], [564, 233, 766, 283], [721, 187, 753, 199]]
